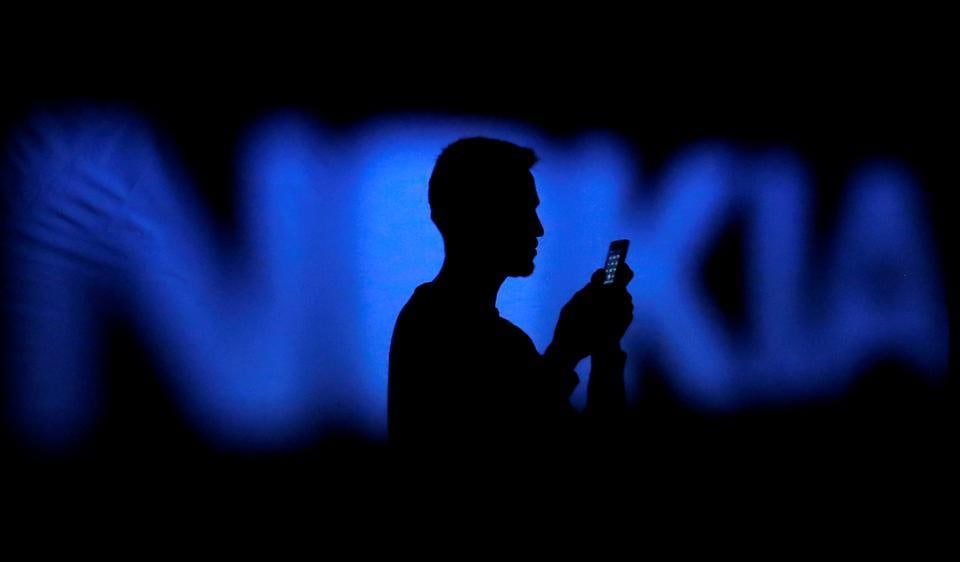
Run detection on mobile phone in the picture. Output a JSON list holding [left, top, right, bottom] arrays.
[[602, 239, 630, 286]]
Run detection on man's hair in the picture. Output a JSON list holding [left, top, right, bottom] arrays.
[[428, 137, 538, 235]]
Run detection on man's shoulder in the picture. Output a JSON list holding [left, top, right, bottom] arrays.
[[396, 282, 439, 324], [392, 281, 538, 351], [392, 282, 447, 342]]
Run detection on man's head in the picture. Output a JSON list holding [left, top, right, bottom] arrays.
[[429, 137, 544, 277]]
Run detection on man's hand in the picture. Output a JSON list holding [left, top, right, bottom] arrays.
[[545, 263, 634, 370]]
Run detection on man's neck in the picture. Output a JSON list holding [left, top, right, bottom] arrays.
[[432, 257, 506, 312]]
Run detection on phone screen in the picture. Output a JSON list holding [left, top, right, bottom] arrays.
[[603, 239, 630, 286]]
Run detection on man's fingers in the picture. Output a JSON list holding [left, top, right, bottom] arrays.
[[590, 268, 605, 286]]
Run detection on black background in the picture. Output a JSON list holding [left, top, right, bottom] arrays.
[[2, 19, 955, 518]]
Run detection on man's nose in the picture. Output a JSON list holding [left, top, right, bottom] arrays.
[[533, 214, 545, 237]]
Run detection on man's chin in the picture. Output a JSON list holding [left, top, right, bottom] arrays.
[[507, 261, 536, 277]]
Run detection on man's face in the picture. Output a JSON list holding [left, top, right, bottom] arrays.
[[485, 171, 544, 277]]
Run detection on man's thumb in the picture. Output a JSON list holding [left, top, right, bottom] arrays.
[[590, 268, 605, 286]]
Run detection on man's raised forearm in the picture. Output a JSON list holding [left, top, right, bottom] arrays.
[[584, 344, 627, 419]]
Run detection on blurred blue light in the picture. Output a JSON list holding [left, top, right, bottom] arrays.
[[2, 107, 948, 450]]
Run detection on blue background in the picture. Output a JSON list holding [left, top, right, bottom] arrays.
[[1, 107, 950, 451]]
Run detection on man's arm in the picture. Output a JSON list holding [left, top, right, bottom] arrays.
[[584, 344, 628, 421], [546, 265, 633, 428]]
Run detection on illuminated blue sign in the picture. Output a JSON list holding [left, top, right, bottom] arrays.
[[2, 108, 948, 450]]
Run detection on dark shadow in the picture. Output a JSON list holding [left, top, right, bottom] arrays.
[[387, 137, 635, 468]]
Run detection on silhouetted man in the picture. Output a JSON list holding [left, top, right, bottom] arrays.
[[388, 137, 633, 457]]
